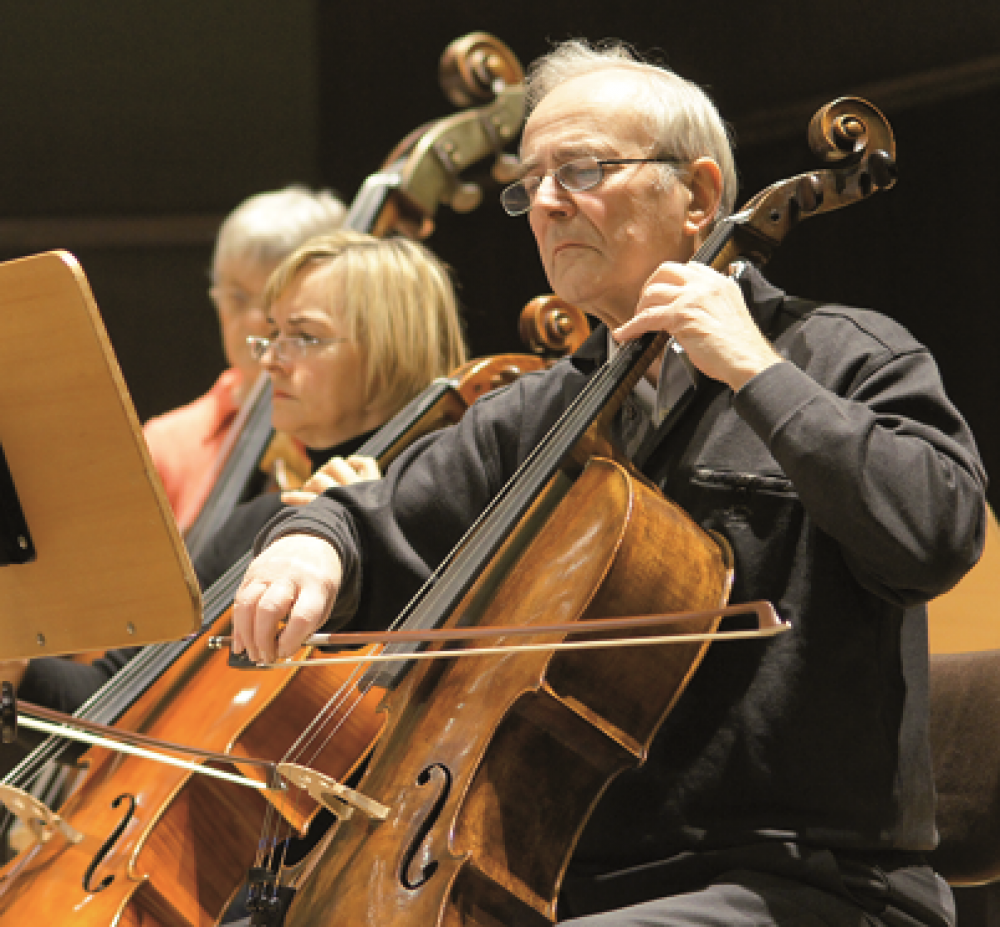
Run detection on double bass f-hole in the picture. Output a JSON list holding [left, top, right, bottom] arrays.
[[82, 792, 136, 893], [400, 763, 451, 889]]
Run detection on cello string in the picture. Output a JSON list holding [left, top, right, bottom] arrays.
[[248, 338, 662, 885], [235, 344, 651, 884], [339, 223, 730, 678], [243, 336, 660, 872], [255, 661, 376, 876], [347, 332, 660, 677]]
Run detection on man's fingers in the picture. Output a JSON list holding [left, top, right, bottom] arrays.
[[251, 580, 298, 664], [231, 580, 267, 657], [231, 534, 343, 664], [346, 456, 381, 481], [276, 583, 333, 659]]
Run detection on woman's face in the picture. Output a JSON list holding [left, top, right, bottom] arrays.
[[210, 257, 275, 384], [260, 262, 387, 449]]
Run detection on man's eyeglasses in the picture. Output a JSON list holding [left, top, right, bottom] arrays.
[[247, 333, 348, 363], [500, 155, 682, 216]]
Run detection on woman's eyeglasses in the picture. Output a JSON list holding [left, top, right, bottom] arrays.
[[247, 333, 348, 363]]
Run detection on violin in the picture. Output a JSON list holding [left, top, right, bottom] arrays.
[[182, 31, 527, 561], [241, 97, 898, 927]]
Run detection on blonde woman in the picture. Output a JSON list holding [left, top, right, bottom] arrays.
[[8, 230, 467, 711], [144, 186, 347, 531]]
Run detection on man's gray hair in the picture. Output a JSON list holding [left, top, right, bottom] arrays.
[[212, 185, 347, 276], [524, 40, 738, 220]]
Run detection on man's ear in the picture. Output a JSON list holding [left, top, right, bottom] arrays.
[[683, 158, 724, 237]]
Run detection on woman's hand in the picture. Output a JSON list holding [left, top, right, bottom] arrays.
[[281, 455, 381, 506]]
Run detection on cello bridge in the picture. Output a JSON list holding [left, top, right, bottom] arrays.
[[0, 784, 83, 845], [276, 763, 389, 822]]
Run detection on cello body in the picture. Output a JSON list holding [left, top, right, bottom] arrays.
[[284, 457, 732, 926], [0, 607, 385, 926]]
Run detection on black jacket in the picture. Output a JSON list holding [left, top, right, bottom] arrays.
[[261, 268, 987, 869]]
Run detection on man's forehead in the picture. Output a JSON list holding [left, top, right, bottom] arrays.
[[520, 100, 651, 168]]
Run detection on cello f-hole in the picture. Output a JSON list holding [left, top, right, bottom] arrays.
[[82, 792, 136, 893], [400, 763, 451, 889]]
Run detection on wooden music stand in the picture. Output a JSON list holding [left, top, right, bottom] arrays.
[[0, 250, 201, 661]]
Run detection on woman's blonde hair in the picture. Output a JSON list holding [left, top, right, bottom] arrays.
[[263, 230, 468, 415]]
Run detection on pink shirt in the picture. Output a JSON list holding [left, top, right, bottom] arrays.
[[142, 368, 244, 532]]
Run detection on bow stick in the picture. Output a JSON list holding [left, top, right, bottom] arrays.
[[211, 600, 788, 667]]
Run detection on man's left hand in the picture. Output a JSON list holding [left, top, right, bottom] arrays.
[[613, 261, 782, 391]]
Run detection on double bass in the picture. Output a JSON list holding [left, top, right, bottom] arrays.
[[238, 97, 898, 927], [182, 31, 527, 561]]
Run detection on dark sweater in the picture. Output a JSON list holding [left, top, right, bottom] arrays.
[[259, 269, 987, 872]]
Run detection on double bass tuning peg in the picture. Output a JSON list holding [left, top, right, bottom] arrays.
[[868, 149, 898, 191]]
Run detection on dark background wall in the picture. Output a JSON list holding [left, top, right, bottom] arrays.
[[1, 0, 997, 508]]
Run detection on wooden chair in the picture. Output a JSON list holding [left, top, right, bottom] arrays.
[[929, 648, 1000, 887], [926, 505, 1000, 924]]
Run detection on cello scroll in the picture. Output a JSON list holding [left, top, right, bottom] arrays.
[[710, 97, 897, 270], [518, 294, 590, 357]]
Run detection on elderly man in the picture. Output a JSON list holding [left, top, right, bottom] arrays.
[[232, 40, 986, 927]]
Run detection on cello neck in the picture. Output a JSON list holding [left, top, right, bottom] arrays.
[[358, 329, 668, 690]]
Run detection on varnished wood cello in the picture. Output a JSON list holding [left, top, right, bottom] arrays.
[[235, 97, 899, 927], [0, 282, 590, 927]]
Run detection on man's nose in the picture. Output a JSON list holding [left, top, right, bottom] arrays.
[[532, 173, 574, 214]]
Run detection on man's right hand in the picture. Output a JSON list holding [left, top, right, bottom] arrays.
[[231, 534, 343, 664]]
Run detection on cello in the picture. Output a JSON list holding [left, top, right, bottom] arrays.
[[236, 97, 898, 927], [0, 265, 591, 926]]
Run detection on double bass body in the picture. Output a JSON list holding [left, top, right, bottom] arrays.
[[283, 457, 732, 926]]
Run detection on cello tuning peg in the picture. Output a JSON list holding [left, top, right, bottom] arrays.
[[449, 183, 483, 214], [794, 174, 825, 214]]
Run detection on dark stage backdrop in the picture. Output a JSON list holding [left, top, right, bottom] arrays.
[[0, 0, 997, 509]]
